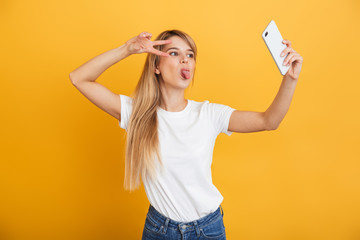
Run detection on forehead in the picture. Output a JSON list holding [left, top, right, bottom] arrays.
[[163, 36, 192, 51]]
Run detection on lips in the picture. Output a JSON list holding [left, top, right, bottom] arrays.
[[180, 68, 190, 79]]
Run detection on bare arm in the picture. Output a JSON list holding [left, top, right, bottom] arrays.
[[69, 32, 172, 121], [228, 39, 303, 133], [228, 76, 298, 133], [69, 43, 131, 121], [263, 75, 298, 130], [70, 43, 131, 84], [263, 38, 303, 130]]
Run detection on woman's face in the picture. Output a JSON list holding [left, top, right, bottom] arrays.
[[155, 36, 195, 89]]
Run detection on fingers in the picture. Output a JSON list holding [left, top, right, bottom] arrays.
[[150, 39, 172, 56], [280, 39, 303, 67], [281, 47, 296, 57], [139, 32, 152, 40], [282, 39, 291, 47], [283, 53, 299, 66], [153, 39, 172, 46], [280, 39, 292, 57], [150, 48, 170, 57]]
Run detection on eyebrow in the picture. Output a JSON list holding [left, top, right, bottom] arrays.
[[165, 47, 194, 52]]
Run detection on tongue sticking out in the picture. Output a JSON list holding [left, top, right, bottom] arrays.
[[181, 70, 190, 79]]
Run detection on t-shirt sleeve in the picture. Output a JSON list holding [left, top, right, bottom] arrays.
[[207, 101, 236, 136], [118, 94, 133, 131]]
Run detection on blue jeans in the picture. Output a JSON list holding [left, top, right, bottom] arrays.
[[141, 204, 226, 240]]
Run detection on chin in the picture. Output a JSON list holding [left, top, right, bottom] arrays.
[[175, 82, 190, 89]]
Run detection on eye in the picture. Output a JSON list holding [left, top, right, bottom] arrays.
[[169, 52, 194, 58]]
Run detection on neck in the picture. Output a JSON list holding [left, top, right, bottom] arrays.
[[158, 80, 188, 112]]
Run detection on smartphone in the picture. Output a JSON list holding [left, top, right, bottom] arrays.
[[262, 20, 290, 75]]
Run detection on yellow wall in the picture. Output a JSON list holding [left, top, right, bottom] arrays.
[[1, 0, 359, 239]]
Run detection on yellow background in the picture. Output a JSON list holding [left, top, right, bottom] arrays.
[[1, 0, 359, 239]]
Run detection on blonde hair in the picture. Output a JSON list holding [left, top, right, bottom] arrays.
[[124, 29, 198, 191]]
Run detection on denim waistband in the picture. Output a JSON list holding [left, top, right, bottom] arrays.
[[146, 204, 224, 233]]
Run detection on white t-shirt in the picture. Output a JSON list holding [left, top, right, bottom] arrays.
[[118, 94, 236, 222]]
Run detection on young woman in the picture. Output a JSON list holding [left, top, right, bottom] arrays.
[[70, 29, 303, 240]]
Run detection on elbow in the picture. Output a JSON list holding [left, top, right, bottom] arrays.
[[266, 122, 279, 131], [268, 123, 279, 131], [69, 72, 74, 84], [69, 72, 77, 85], [263, 114, 279, 131], [265, 120, 279, 131], [269, 125, 278, 131]]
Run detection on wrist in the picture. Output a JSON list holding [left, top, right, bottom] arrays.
[[283, 74, 298, 82], [117, 43, 132, 58]]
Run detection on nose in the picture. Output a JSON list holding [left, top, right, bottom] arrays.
[[181, 56, 188, 63]]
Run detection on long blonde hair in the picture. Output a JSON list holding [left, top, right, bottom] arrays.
[[124, 29, 198, 191]]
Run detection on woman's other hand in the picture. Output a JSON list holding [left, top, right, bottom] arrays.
[[125, 32, 172, 57]]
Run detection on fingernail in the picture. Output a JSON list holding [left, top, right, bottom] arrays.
[[281, 53, 284, 57]]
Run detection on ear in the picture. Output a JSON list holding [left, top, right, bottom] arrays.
[[155, 66, 160, 74]]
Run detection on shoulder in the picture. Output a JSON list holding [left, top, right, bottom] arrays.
[[119, 94, 134, 111], [192, 98, 232, 112], [189, 99, 209, 109], [120, 94, 133, 103]]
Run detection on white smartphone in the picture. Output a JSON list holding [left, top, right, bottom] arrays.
[[262, 20, 290, 75]]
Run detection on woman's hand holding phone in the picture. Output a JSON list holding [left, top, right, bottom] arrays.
[[281, 39, 303, 81]]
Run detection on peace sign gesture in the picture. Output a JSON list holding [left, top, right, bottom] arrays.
[[125, 32, 172, 57]]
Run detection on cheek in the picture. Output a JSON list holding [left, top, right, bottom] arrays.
[[160, 60, 178, 72]]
